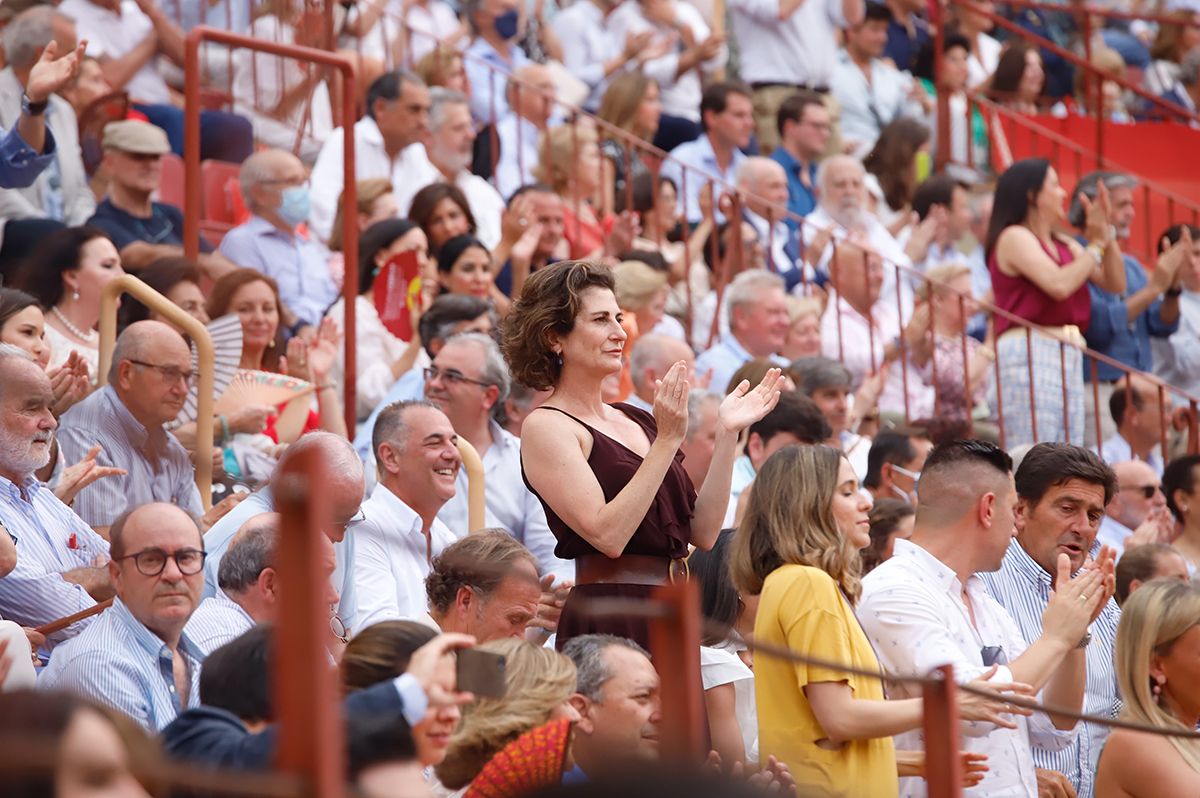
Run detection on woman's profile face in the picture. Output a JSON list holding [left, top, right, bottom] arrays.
[[1020, 49, 1045, 98], [1, 305, 50, 369], [57, 708, 151, 798], [830, 457, 872, 550], [411, 654, 460, 766], [1034, 166, 1067, 224], [65, 237, 124, 310], [557, 286, 627, 377], [636, 81, 662, 136], [1155, 623, 1200, 722]]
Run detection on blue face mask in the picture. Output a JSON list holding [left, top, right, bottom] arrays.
[[278, 185, 310, 228], [494, 9, 519, 40]]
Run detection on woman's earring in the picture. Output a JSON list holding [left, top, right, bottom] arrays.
[[1152, 675, 1166, 702], [71, 289, 80, 301]]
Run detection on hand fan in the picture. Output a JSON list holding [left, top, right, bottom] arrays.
[[214, 369, 316, 416], [175, 314, 244, 425], [464, 719, 573, 798], [373, 249, 422, 341]]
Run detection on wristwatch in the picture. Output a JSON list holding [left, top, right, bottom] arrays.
[[21, 93, 47, 117], [1076, 632, 1092, 649]]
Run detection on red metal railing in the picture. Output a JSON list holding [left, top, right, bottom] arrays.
[[184, 27, 362, 434]]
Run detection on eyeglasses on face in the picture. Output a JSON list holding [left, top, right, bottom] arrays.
[[330, 609, 349, 644], [115, 547, 206, 577], [423, 365, 492, 389], [128, 360, 196, 388], [1121, 484, 1164, 500]]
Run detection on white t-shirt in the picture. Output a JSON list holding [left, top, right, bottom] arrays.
[[700, 642, 758, 763]]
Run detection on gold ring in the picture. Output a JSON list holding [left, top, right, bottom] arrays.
[[1080, 594, 1089, 602]]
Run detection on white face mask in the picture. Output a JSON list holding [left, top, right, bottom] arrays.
[[889, 463, 921, 504]]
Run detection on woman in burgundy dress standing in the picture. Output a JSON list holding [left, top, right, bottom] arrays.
[[503, 261, 782, 651], [986, 158, 1125, 447]]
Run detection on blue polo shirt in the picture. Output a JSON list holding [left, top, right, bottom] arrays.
[[769, 146, 818, 230]]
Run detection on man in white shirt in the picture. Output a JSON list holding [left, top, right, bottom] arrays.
[[627, 334, 696, 414], [1098, 460, 1173, 557], [552, 0, 654, 111], [735, 157, 803, 280], [308, 70, 441, 243], [695, 270, 790, 396], [860, 439, 1107, 798], [353, 401, 461, 630], [494, 63, 557, 201], [427, 88, 506, 250], [978, 443, 1122, 798], [608, 0, 727, 151], [831, 3, 924, 157], [1152, 224, 1200, 395], [424, 333, 572, 582], [819, 234, 932, 419], [660, 82, 753, 224], [729, 0, 864, 153], [1100, 374, 1169, 476]]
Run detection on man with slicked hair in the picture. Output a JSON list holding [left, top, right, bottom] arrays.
[[859, 439, 1112, 798]]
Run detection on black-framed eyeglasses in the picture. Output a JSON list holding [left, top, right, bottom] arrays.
[[115, 547, 206, 577], [1121, 484, 1163, 500], [423, 366, 492, 389], [128, 360, 196, 388]]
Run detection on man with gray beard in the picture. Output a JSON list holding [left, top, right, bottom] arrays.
[[0, 345, 113, 645]]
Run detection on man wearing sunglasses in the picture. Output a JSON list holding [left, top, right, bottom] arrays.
[[40, 502, 207, 732], [57, 321, 203, 534], [1097, 459, 1174, 557]]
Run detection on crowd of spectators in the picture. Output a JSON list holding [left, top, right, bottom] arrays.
[[2, 0, 1200, 795]]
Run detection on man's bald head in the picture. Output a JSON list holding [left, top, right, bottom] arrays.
[[508, 64, 556, 124], [271, 432, 365, 541], [109, 319, 191, 383], [629, 334, 695, 395], [1110, 459, 1166, 531]]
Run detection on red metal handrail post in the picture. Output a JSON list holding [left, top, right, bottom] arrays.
[[185, 28, 360, 433], [648, 580, 705, 765], [923, 664, 963, 798], [275, 448, 346, 797], [932, 1, 950, 171]]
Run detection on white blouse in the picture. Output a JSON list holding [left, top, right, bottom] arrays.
[[43, 322, 99, 382], [700, 642, 758, 763], [325, 294, 414, 421]]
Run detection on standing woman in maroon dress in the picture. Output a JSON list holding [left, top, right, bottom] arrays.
[[503, 260, 782, 651]]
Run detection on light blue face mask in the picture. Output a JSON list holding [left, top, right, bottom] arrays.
[[278, 184, 311, 228]]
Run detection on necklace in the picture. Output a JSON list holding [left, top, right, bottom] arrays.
[[51, 306, 98, 343]]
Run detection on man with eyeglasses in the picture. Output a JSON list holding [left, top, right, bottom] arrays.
[[352, 400, 461, 631], [425, 333, 572, 582], [859, 440, 1112, 798], [57, 320, 203, 534], [0, 345, 112, 646], [186, 513, 341, 658], [1098, 460, 1173, 557], [40, 502, 208, 732]]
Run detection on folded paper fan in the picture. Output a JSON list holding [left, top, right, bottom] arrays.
[[175, 314, 243, 425], [464, 719, 573, 798], [214, 369, 315, 416]]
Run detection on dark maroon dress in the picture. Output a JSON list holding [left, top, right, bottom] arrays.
[[522, 402, 697, 652]]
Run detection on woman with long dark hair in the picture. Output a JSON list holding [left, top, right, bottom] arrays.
[[985, 158, 1124, 446], [987, 42, 1047, 113], [862, 118, 931, 229]]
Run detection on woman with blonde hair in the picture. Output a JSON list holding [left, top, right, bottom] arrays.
[[780, 296, 823, 361], [415, 45, 470, 95], [597, 72, 662, 215], [435, 639, 579, 793], [536, 123, 637, 261], [613, 260, 684, 341], [1096, 578, 1200, 796], [729, 444, 1020, 796], [913, 262, 993, 424]]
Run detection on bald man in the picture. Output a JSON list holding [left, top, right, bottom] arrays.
[[40, 502, 207, 731], [627, 333, 696, 414], [1099, 459, 1174, 556], [736, 156, 803, 279], [218, 148, 339, 329], [495, 63, 557, 199], [58, 321, 203, 531], [1101, 373, 1171, 476]]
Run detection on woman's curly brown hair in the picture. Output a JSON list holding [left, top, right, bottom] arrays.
[[500, 260, 616, 391]]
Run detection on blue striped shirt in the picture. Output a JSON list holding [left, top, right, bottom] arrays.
[[979, 541, 1121, 798], [39, 597, 205, 731], [0, 475, 108, 644], [184, 593, 254, 657], [57, 385, 203, 529]]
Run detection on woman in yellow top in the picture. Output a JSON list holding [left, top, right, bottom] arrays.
[[729, 445, 1024, 797]]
